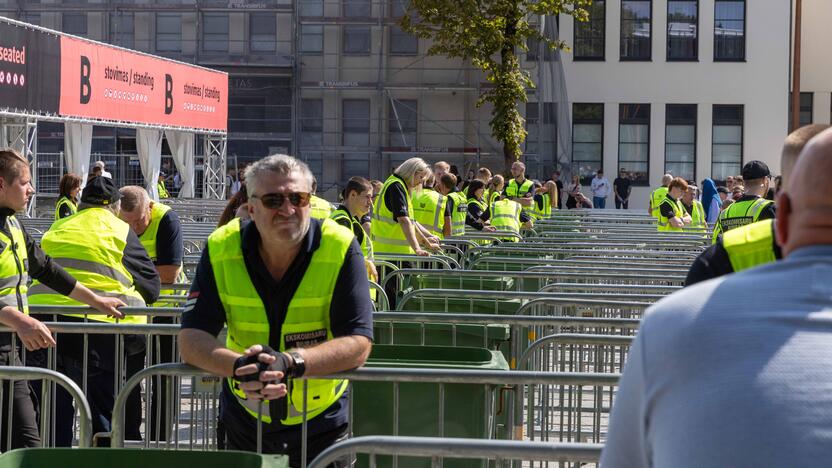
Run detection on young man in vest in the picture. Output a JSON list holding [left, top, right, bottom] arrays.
[[686, 124, 829, 286], [657, 178, 691, 232], [118, 185, 185, 441], [411, 173, 451, 239], [682, 184, 706, 230], [489, 193, 532, 241], [179, 154, 373, 465], [503, 161, 534, 214], [439, 173, 468, 237], [710, 160, 776, 243], [0, 151, 126, 450], [28, 175, 160, 446], [648, 174, 673, 218], [330, 176, 378, 284], [157, 172, 170, 199]]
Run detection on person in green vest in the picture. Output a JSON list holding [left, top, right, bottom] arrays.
[[372, 157, 440, 256], [28, 175, 160, 446], [178, 154, 373, 464], [710, 160, 777, 243], [681, 184, 706, 230], [309, 178, 333, 220], [465, 179, 496, 233], [686, 124, 829, 286], [657, 177, 691, 232], [489, 193, 532, 241], [531, 180, 558, 220], [331, 176, 378, 284], [504, 160, 534, 215], [118, 185, 186, 441], [55, 172, 81, 220], [411, 173, 451, 239], [0, 151, 126, 450], [440, 173, 469, 237], [485, 174, 504, 208], [648, 174, 673, 219], [157, 172, 170, 199]]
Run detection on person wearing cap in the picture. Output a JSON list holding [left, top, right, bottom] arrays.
[[0, 151, 126, 450], [686, 124, 829, 286], [28, 175, 160, 445], [157, 172, 170, 199], [648, 174, 673, 218], [118, 185, 185, 441], [710, 160, 776, 243]]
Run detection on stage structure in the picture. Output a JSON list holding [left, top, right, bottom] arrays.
[[0, 16, 228, 214]]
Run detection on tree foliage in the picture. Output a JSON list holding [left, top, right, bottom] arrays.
[[401, 0, 590, 170]]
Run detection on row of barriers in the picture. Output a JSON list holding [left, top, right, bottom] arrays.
[[0, 207, 706, 467]]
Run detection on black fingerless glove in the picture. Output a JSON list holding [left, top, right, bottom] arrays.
[[232, 345, 292, 383]]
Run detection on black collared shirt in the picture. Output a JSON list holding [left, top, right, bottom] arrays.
[[181, 218, 373, 436]]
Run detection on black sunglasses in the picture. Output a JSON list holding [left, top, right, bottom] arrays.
[[251, 192, 311, 209]]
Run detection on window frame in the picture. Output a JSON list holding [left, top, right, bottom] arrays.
[[249, 13, 277, 54], [617, 103, 651, 186], [388, 99, 418, 147], [664, 104, 698, 181], [666, 0, 698, 62], [573, 0, 606, 61], [62, 12, 88, 37], [201, 12, 230, 53], [389, 25, 418, 56], [571, 103, 605, 186], [110, 11, 135, 49], [713, 0, 746, 62], [620, 0, 652, 61], [711, 104, 744, 183], [342, 25, 372, 55], [155, 13, 182, 53], [300, 24, 324, 54]]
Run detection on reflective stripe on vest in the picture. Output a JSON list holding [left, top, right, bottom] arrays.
[[411, 189, 446, 239], [54, 196, 77, 221], [28, 208, 146, 321], [506, 179, 533, 198], [712, 197, 774, 243], [209, 218, 351, 425], [447, 191, 468, 236], [691, 200, 706, 228], [330, 208, 372, 259], [157, 181, 170, 199], [310, 195, 333, 220], [723, 219, 778, 272], [657, 198, 684, 232], [490, 199, 521, 240], [650, 187, 668, 218], [372, 175, 415, 254], [530, 194, 551, 220], [0, 216, 29, 314]]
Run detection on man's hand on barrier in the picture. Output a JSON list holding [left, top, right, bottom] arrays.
[[483, 225, 496, 232], [93, 295, 126, 319], [233, 344, 291, 401], [414, 248, 430, 256], [14, 314, 56, 351], [364, 258, 378, 283]]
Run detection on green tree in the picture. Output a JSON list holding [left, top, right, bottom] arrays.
[[402, 0, 590, 171]]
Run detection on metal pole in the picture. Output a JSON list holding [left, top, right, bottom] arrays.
[[790, 0, 802, 132]]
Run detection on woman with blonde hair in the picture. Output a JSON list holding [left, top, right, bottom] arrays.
[[372, 157, 439, 256]]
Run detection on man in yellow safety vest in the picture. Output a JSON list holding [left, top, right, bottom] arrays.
[[179, 154, 372, 465]]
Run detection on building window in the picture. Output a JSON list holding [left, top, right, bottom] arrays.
[[665, 104, 697, 181], [711, 105, 743, 182], [202, 13, 229, 53], [343, 99, 371, 178], [110, 12, 134, 49], [667, 0, 697, 60], [63, 13, 87, 37], [300, 25, 323, 53], [714, 0, 745, 61], [618, 104, 650, 185], [620, 0, 651, 60], [301, 99, 324, 178], [388, 99, 418, 147], [526, 102, 557, 160], [299, 0, 324, 16], [156, 13, 182, 53], [390, 26, 418, 55], [574, 0, 605, 60], [250, 13, 276, 53], [344, 0, 371, 17], [788, 92, 813, 129], [572, 103, 604, 185], [343, 26, 371, 54]]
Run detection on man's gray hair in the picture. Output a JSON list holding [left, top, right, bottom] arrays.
[[119, 186, 150, 212], [244, 154, 315, 196], [79, 200, 121, 215]]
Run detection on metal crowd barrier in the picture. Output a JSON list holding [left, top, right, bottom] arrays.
[[308, 436, 603, 468], [396, 290, 661, 314]]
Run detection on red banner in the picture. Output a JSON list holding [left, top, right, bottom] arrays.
[[59, 36, 227, 132]]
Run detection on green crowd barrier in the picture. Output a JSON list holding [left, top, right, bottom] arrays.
[[0, 449, 287, 468]]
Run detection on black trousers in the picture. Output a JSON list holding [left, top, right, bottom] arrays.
[[219, 421, 350, 468], [148, 316, 176, 442], [0, 349, 40, 451], [615, 198, 629, 209]]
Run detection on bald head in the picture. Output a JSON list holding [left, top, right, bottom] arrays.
[[781, 124, 830, 191], [776, 127, 832, 256]]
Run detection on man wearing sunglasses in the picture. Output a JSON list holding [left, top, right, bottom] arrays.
[[179, 154, 373, 465]]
